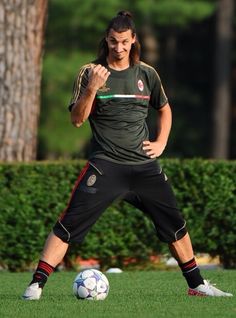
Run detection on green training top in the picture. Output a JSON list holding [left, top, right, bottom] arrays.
[[69, 61, 168, 164]]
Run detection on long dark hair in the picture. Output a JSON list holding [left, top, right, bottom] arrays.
[[97, 11, 141, 66]]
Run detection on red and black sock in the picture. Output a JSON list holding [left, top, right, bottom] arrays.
[[179, 257, 204, 289], [30, 260, 55, 288]]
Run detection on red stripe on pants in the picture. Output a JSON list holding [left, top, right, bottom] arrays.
[[59, 162, 90, 221]]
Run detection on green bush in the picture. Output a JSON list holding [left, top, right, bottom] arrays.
[[0, 159, 235, 271], [165, 159, 236, 268]]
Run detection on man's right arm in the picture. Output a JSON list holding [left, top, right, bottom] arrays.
[[71, 64, 110, 128], [71, 86, 97, 128]]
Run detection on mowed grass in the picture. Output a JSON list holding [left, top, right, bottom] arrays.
[[0, 270, 235, 318]]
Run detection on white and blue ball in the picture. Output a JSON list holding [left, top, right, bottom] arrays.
[[73, 269, 109, 300]]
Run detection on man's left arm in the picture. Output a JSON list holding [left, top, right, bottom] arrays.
[[142, 103, 172, 158]]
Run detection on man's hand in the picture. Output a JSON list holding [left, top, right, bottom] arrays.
[[87, 64, 110, 91], [142, 140, 166, 158], [71, 64, 110, 128]]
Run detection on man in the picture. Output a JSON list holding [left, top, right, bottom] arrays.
[[23, 11, 232, 300]]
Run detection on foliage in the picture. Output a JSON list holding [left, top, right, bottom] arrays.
[[135, 0, 216, 27], [0, 162, 79, 270], [46, 0, 216, 49], [46, 0, 128, 50], [163, 159, 236, 268], [39, 52, 93, 159], [0, 159, 236, 271]]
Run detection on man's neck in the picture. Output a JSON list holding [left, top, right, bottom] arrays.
[[107, 58, 130, 71]]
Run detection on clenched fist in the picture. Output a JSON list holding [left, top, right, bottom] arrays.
[[87, 64, 110, 91]]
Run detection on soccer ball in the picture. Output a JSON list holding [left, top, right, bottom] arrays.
[[73, 269, 109, 300]]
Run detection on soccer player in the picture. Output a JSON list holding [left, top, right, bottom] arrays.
[[23, 11, 233, 299]]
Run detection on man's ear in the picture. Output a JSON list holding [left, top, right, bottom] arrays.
[[132, 35, 136, 44]]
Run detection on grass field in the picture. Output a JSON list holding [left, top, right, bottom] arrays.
[[0, 270, 235, 318]]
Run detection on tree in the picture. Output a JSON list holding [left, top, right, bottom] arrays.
[[212, 0, 235, 158], [0, 0, 48, 161]]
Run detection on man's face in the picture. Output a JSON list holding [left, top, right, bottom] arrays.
[[106, 29, 136, 61]]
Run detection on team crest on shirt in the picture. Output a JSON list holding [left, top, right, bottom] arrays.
[[87, 174, 97, 186], [137, 79, 144, 92]]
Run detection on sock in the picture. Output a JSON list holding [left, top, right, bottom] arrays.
[[30, 260, 55, 288], [179, 257, 204, 289]]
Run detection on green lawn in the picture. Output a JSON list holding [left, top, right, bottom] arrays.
[[0, 270, 235, 318]]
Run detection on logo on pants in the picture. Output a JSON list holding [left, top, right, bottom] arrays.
[[87, 174, 97, 186]]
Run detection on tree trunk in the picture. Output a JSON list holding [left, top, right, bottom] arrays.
[[211, 0, 234, 159], [0, 0, 48, 161], [164, 29, 177, 101], [140, 24, 159, 67]]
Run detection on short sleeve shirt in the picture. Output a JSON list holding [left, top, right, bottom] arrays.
[[69, 61, 168, 164]]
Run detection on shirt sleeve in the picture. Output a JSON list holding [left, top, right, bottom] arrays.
[[149, 68, 168, 110], [68, 64, 91, 112]]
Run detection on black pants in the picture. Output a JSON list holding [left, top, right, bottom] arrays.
[[53, 158, 187, 244]]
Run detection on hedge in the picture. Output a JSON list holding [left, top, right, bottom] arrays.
[[0, 159, 235, 271]]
